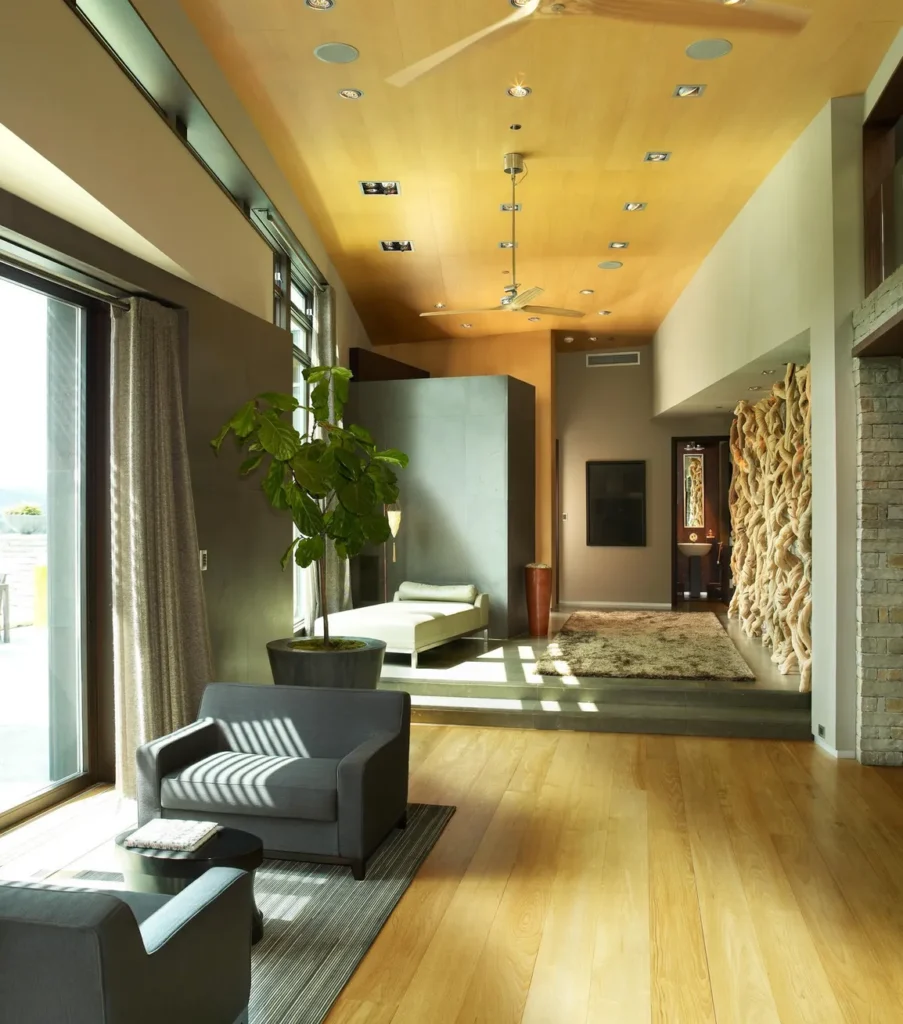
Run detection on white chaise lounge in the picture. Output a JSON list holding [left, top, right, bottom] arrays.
[[314, 581, 489, 668]]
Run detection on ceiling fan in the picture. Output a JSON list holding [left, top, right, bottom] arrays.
[[388, 0, 809, 87], [420, 153, 585, 322]]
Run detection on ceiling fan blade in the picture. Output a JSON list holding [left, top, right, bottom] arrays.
[[420, 307, 506, 317], [521, 305, 586, 318], [545, 0, 808, 34], [509, 285, 545, 309], [387, 0, 540, 87]]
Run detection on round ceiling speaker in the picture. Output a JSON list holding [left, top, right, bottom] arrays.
[[686, 39, 733, 60], [314, 42, 360, 64]]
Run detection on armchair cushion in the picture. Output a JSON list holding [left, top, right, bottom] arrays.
[[162, 751, 340, 822]]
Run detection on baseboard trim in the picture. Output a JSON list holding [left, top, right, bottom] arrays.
[[814, 734, 856, 759], [557, 601, 674, 611]]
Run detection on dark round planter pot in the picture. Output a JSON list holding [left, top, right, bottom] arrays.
[[266, 637, 387, 689]]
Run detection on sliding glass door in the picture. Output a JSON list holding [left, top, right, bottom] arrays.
[[0, 273, 88, 819]]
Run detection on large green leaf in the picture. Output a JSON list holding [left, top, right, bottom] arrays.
[[280, 537, 301, 569], [257, 391, 299, 412], [333, 373, 349, 414], [262, 459, 290, 510], [311, 379, 330, 422], [210, 423, 230, 453], [304, 366, 329, 384], [331, 366, 353, 380], [295, 534, 325, 568], [230, 401, 258, 438], [337, 475, 377, 515], [289, 489, 325, 537], [348, 423, 374, 446], [329, 503, 362, 541], [366, 462, 399, 503], [290, 453, 333, 496], [374, 448, 409, 468], [239, 453, 264, 476], [361, 513, 391, 545], [257, 410, 301, 460], [334, 447, 362, 480]]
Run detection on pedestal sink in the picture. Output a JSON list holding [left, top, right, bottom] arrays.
[[678, 542, 712, 599], [678, 542, 712, 558]]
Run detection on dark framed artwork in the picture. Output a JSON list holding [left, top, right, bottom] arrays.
[[586, 460, 646, 547]]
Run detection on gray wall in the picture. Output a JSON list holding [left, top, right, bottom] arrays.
[[0, 189, 293, 778], [557, 347, 732, 607], [347, 375, 535, 638]]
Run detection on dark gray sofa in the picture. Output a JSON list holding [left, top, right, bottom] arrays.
[[0, 867, 252, 1024], [137, 683, 411, 879]]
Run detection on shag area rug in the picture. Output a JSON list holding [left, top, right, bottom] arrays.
[[536, 611, 756, 681]]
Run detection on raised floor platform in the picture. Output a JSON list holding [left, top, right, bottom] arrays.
[[378, 608, 812, 741]]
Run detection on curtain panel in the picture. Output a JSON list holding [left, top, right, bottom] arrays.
[[110, 297, 212, 796]]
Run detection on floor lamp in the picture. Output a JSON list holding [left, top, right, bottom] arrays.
[[383, 503, 402, 603]]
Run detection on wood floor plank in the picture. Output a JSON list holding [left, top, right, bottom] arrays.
[[708, 740, 847, 1024], [452, 731, 586, 1024], [585, 734, 651, 1024], [645, 736, 717, 1024], [677, 740, 781, 1024]]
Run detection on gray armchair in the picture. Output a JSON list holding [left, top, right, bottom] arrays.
[[0, 867, 252, 1024], [137, 683, 411, 880]]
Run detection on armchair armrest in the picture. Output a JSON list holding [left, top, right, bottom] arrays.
[[337, 730, 409, 867], [136, 718, 219, 825], [474, 593, 489, 625], [140, 868, 252, 1024]]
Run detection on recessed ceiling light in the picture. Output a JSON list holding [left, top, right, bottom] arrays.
[[644, 151, 671, 163], [598, 310, 613, 316], [510, 124, 523, 131], [434, 302, 446, 309], [314, 42, 360, 64], [624, 202, 647, 212], [498, 241, 518, 249], [723, 0, 746, 5], [686, 39, 733, 61], [748, 385, 765, 392], [761, 369, 777, 375], [564, 336, 575, 343], [379, 240, 414, 251], [609, 241, 629, 250], [589, 336, 598, 342], [507, 84, 532, 98], [306, 0, 335, 7], [461, 323, 473, 328], [509, 0, 532, 5], [579, 289, 595, 295], [359, 181, 399, 195], [598, 261, 623, 270], [500, 203, 522, 212], [674, 84, 706, 98], [338, 89, 363, 100], [527, 316, 541, 322]]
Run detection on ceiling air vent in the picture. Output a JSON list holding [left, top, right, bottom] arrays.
[[586, 351, 641, 368]]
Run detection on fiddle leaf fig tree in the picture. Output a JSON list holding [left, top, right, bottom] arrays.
[[211, 365, 408, 648]]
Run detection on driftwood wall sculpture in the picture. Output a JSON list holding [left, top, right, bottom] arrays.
[[728, 363, 812, 692]]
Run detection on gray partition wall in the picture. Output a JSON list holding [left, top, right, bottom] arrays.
[[347, 375, 536, 638]]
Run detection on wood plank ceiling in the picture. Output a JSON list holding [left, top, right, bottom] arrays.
[[178, 0, 903, 346]]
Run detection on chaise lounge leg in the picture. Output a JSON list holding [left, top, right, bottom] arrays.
[[411, 650, 418, 670], [397, 810, 408, 830], [351, 859, 366, 881]]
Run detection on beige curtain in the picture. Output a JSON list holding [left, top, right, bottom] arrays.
[[111, 297, 213, 796], [304, 284, 352, 628]]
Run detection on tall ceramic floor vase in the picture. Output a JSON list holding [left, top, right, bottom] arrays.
[[525, 563, 552, 638]]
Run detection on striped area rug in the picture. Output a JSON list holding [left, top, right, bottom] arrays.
[[249, 803, 454, 1023]]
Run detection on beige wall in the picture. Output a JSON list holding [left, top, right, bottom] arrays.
[[131, 0, 371, 361], [558, 347, 731, 606], [653, 98, 866, 756], [379, 332, 555, 566]]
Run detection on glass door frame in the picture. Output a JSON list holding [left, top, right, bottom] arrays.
[[0, 262, 107, 834]]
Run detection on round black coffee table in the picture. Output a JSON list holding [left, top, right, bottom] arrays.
[[115, 826, 265, 944]]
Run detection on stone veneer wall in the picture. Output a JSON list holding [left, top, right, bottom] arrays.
[[855, 357, 903, 766], [852, 265, 903, 346]]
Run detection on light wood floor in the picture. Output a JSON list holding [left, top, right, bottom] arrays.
[[3, 727, 903, 1023]]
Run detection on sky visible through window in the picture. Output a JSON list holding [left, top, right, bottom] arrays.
[[0, 279, 48, 511]]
